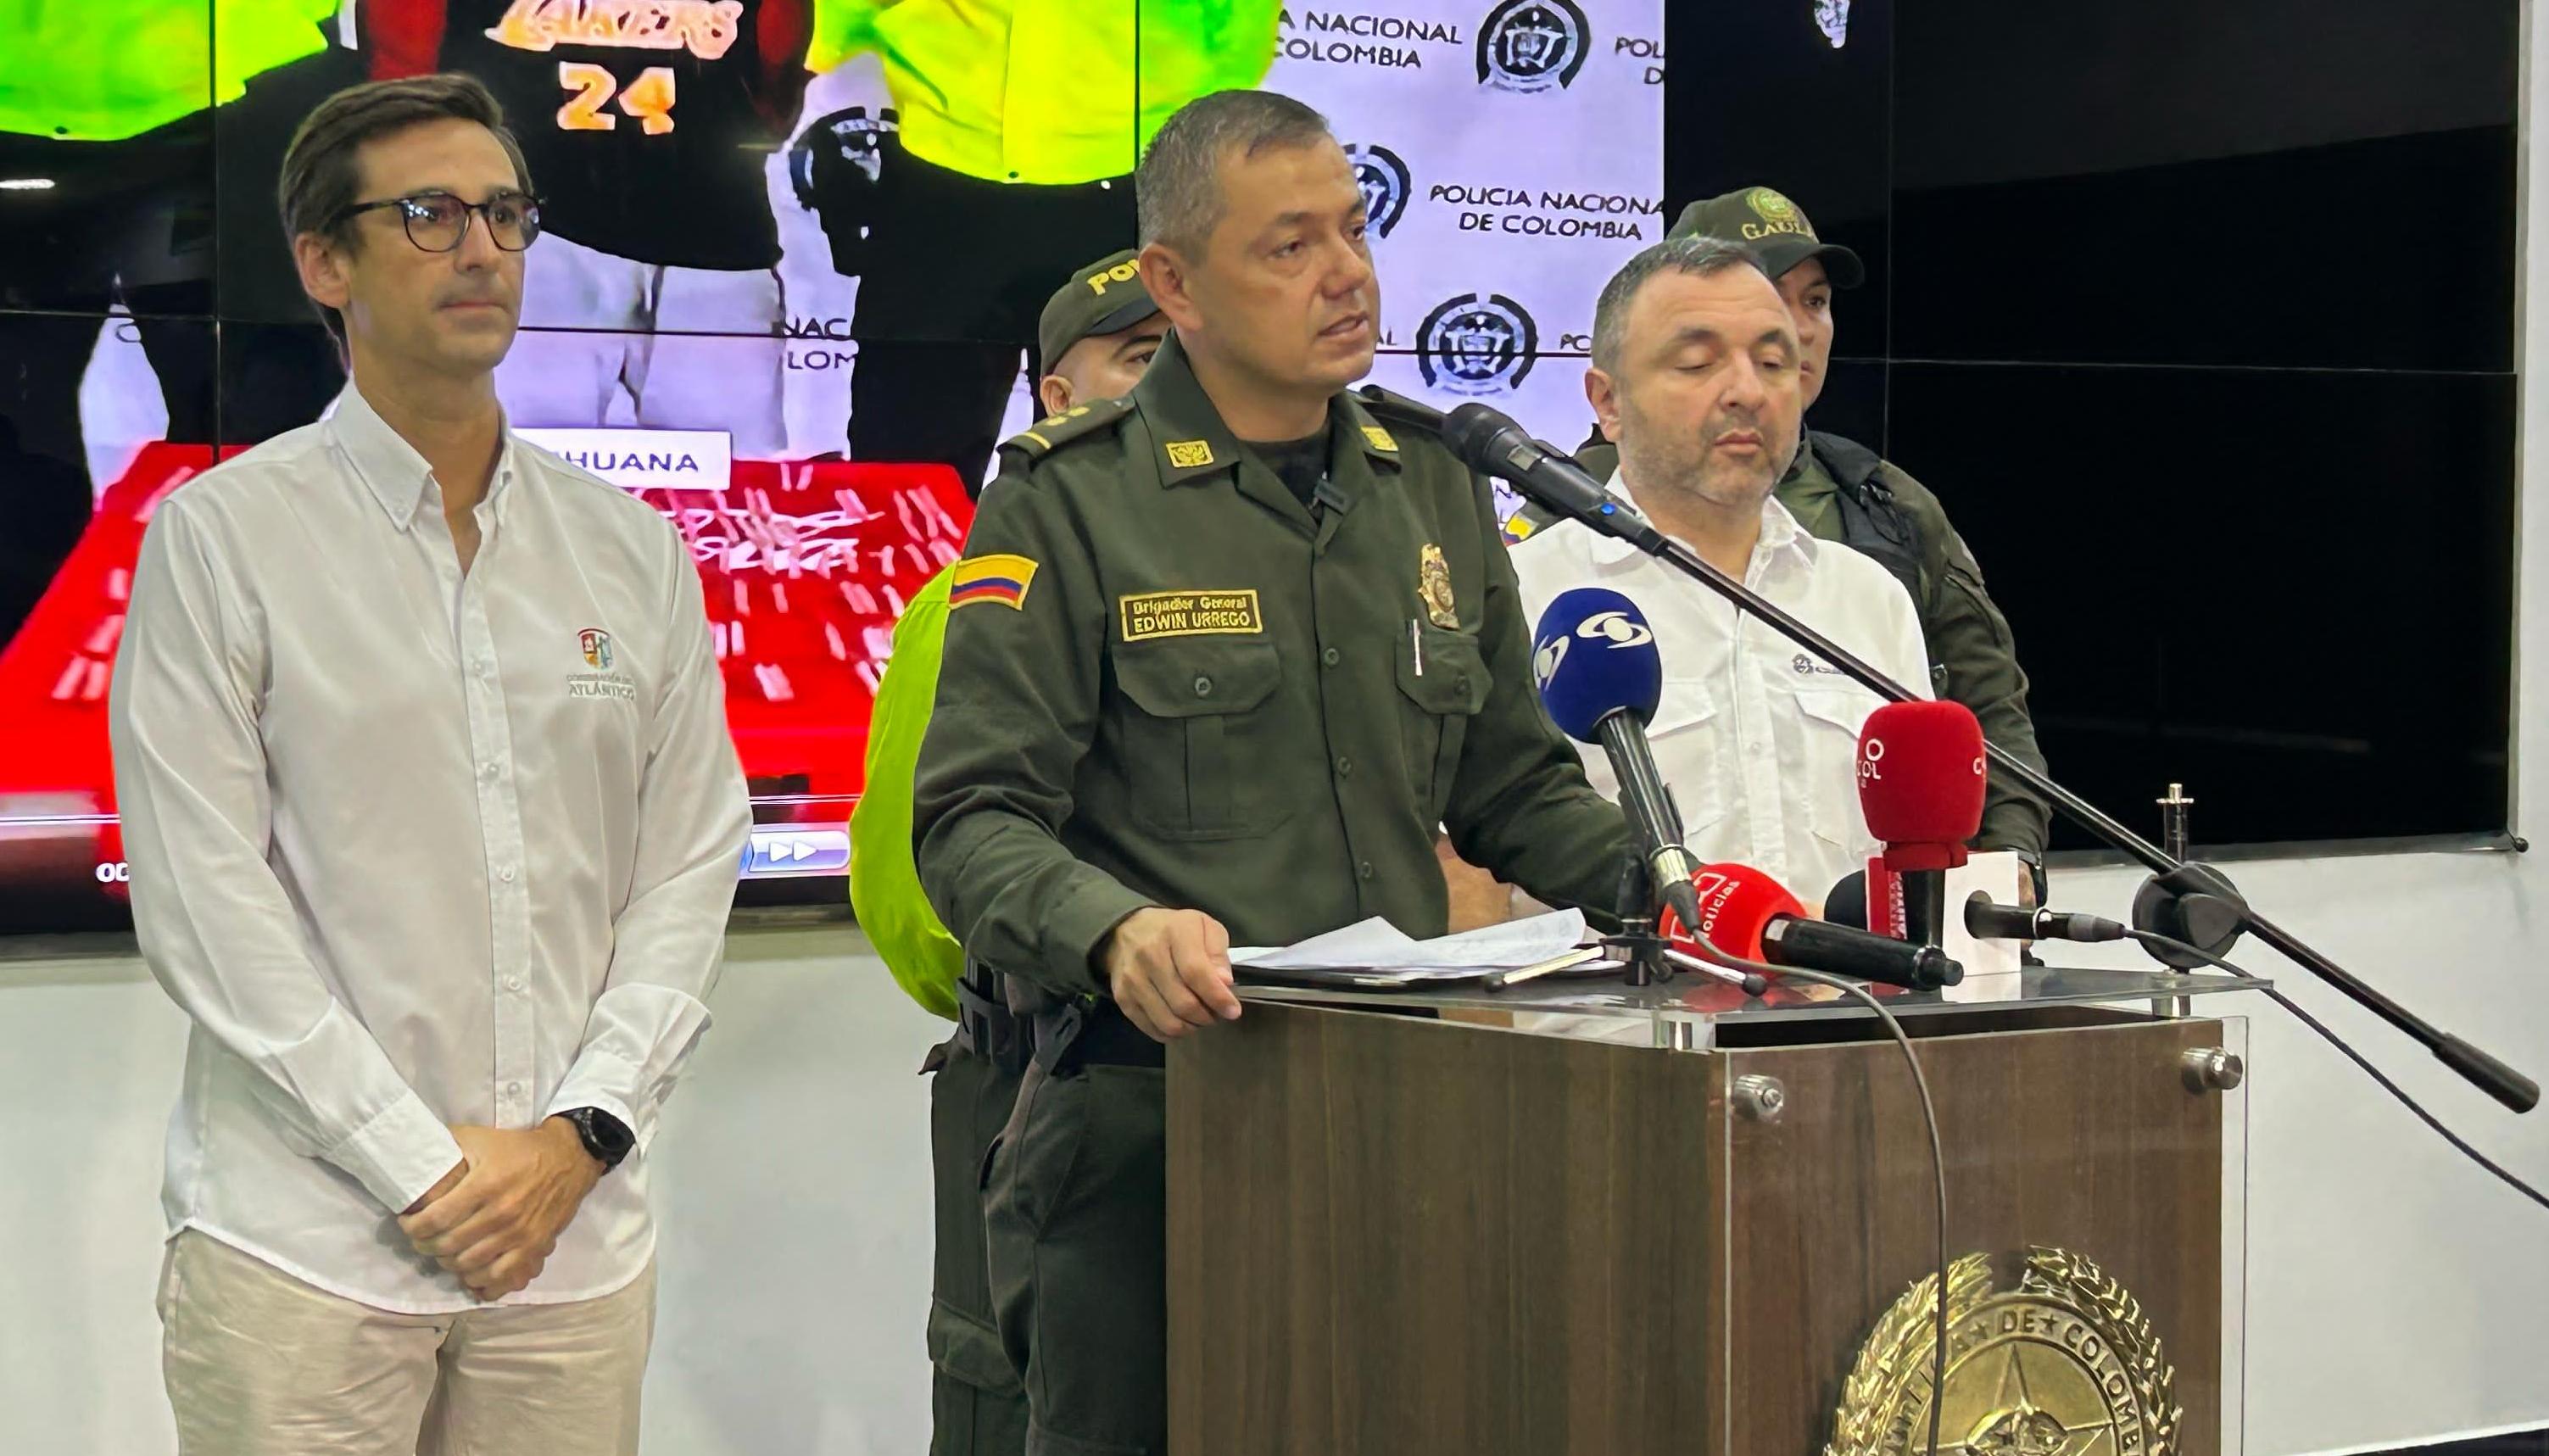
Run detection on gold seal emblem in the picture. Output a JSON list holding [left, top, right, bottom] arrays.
[[1827, 1248, 2179, 1456], [1163, 439, 1216, 470], [1750, 187, 1800, 223], [1418, 544, 1459, 627]]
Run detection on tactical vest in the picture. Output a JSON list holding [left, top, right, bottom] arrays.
[[1806, 431, 1928, 607]]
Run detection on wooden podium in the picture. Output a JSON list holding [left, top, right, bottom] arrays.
[[1166, 969, 2249, 1455]]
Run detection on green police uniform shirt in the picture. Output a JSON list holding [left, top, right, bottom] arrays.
[[848, 566, 963, 1019], [912, 335, 1633, 1001]]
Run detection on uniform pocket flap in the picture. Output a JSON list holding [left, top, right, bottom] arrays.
[[1794, 684, 1883, 733], [1651, 679, 1721, 735], [925, 1297, 1018, 1393], [1393, 627, 1490, 715], [1115, 639, 1281, 719]]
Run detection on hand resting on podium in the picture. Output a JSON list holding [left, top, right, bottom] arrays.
[[1103, 907, 1244, 1041]]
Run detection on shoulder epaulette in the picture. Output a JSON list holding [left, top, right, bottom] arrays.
[[1349, 383, 1448, 436], [1502, 497, 1565, 545], [1001, 395, 1135, 465]]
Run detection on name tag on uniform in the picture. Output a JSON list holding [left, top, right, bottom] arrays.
[[1119, 589, 1264, 641]]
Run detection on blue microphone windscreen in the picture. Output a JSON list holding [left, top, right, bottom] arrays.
[[1530, 587, 1664, 745]]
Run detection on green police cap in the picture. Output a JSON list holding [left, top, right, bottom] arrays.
[[1667, 187, 1866, 289], [1037, 248, 1163, 371]]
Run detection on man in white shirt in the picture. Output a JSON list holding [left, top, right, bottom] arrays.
[[1510, 235, 1929, 911], [108, 74, 750, 1455]]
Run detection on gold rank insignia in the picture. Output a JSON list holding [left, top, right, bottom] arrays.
[[1826, 1247, 2179, 1456], [1164, 439, 1216, 469], [1419, 544, 1459, 628], [1362, 424, 1397, 453]]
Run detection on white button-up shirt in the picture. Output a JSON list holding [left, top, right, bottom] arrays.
[[1510, 475, 1931, 910], [109, 384, 751, 1314]]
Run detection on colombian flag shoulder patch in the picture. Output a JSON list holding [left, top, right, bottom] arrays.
[[950, 554, 1038, 611]]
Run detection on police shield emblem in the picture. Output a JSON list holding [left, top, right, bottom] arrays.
[[1420, 544, 1459, 628]]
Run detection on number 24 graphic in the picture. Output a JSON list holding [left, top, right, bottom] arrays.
[[558, 63, 677, 136]]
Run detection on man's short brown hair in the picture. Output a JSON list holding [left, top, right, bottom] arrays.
[[276, 74, 535, 351]]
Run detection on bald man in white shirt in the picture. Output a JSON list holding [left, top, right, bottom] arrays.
[[108, 74, 749, 1455], [1509, 236, 1928, 912]]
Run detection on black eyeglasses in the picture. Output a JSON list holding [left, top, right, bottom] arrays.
[[336, 191, 543, 253]]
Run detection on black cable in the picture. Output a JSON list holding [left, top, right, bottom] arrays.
[[2127, 930, 2549, 1214], [1735, 963, 1951, 1456]]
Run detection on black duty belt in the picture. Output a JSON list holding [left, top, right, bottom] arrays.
[[1029, 998, 1166, 1073]]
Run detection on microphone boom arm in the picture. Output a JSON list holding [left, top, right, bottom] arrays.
[[1448, 406, 2539, 1114]]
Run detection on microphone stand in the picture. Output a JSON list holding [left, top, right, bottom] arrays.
[[1433, 405, 2540, 1113], [1607, 856, 1671, 989]]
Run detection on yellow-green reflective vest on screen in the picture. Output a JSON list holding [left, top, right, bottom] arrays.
[[0, 0, 337, 141], [848, 566, 963, 1018], [806, 0, 1279, 186]]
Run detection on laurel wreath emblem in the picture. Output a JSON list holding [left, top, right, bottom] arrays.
[[1823, 1247, 2180, 1456]]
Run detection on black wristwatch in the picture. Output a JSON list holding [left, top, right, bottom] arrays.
[[559, 1107, 635, 1173]]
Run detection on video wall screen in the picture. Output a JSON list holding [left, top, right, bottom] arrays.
[[0, 0, 1665, 931], [1662, 0, 2521, 852]]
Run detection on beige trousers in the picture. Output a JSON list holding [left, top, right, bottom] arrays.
[[157, 1230, 655, 1456]]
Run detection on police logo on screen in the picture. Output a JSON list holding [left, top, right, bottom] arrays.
[[1418, 293, 1539, 396], [1346, 144, 1413, 238], [1477, 0, 1590, 92]]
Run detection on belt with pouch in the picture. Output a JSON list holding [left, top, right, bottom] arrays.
[[952, 963, 1030, 1075]]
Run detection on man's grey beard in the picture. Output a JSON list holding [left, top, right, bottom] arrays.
[[1616, 409, 1791, 515]]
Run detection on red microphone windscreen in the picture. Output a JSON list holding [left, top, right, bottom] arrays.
[[1659, 862, 1805, 962], [1856, 700, 1988, 871]]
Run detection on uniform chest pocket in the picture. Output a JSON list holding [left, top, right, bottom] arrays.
[[1393, 626, 1491, 818], [1113, 639, 1291, 840], [1793, 686, 1882, 848]]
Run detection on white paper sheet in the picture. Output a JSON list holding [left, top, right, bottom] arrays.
[[1230, 909, 1588, 974]]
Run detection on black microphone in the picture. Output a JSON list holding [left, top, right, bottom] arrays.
[[1530, 589, 1701, 935], [1438, 401, 1670, 554], [1825, 869, 1870, 930], [1963, 892, 2128, 945], [1672, 863, 1962, 991]]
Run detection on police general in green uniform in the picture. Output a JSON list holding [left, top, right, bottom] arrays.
[[1552, 187, 2053, 864], [853, 249, 1170, 1456], [912, 90, 1632, 1455]]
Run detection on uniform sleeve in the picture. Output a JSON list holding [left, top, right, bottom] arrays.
[[1442, 477, 1634, 918], [542, 535, 753, 1153], [913, 467, 1156, 1001], [847, 572, 963, 1020], [111, 497, 465, 1215], [1894, 469, 2052, 856]]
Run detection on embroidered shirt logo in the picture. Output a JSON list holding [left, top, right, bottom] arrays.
[[568, 628, 635, 700]]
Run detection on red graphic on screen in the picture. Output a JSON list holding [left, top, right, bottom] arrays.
[[0, 442, 969, 909]]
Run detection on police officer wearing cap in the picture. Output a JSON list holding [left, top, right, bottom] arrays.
[[912, 90, 1631, 1454], [850, 249, 1169, 1456], [1553, 187, 2053, 869]]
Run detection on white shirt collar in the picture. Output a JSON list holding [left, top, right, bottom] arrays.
[[1592, 467, 1821, 576], [324, 382, 521, 533]]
